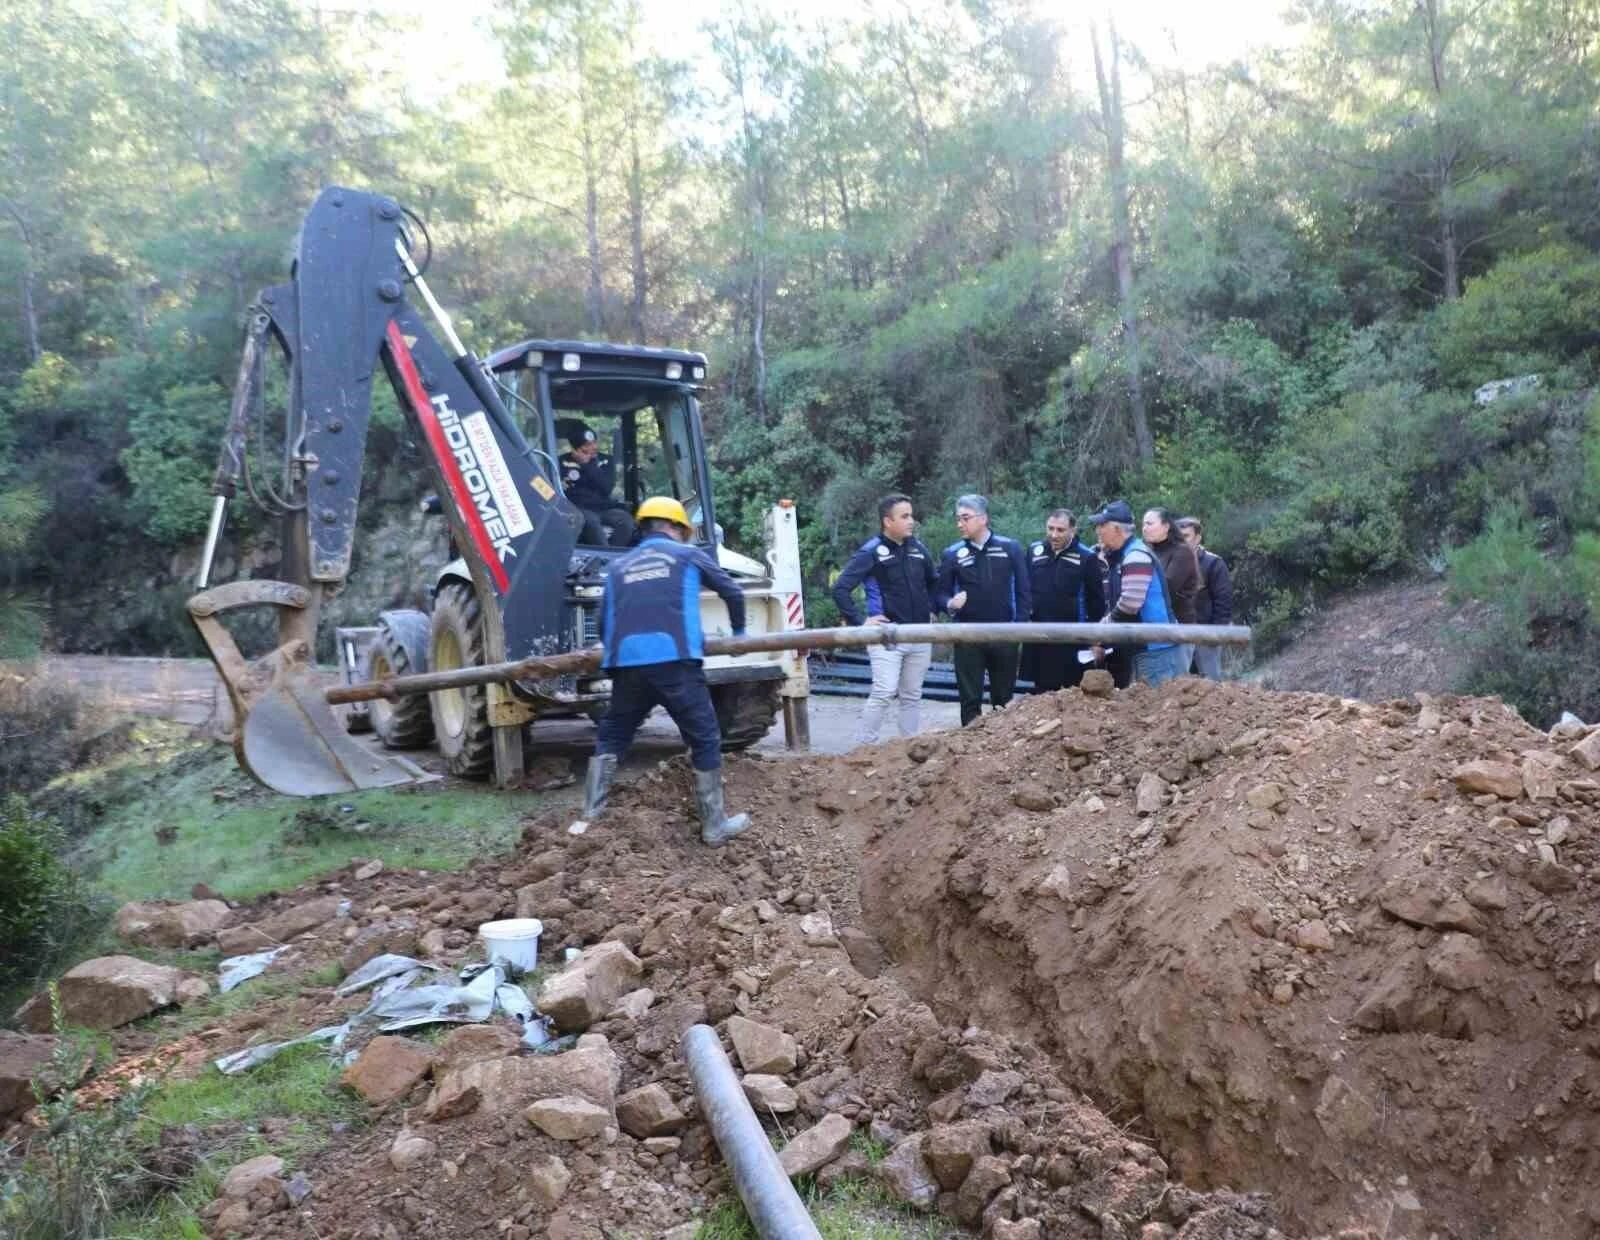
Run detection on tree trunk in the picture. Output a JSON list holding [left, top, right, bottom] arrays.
[[751, 210, 768, 423], [628, 129, 647, 343], [1092, 23, 1152, 464], [19, 250, 39, 365], [578, 44, 605, 334], [1423, 0, 1461, 300], [2, 201, 41, 364]]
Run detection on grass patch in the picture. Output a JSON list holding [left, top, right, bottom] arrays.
[[58, 738, 540, 903], [138, 1042, 358, 1139], [109, 1042, 364, 1240], [696, 1175, 959, 1240]]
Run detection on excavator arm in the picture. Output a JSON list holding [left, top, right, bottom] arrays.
[[189, 186, 581, 795]]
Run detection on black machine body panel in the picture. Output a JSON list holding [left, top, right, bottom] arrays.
[[262, 186, 581, 664]]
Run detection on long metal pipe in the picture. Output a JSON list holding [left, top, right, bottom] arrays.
[[682, 1024, 821, 1240], [324, 621, 1252, 706]]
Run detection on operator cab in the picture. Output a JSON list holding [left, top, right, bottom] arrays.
[[485, 340, 719, 574]]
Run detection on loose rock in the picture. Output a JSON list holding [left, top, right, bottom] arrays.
[[528, 1156, 572, 1208], [536, 941, 644, 1033], [615, 1083, 685, 1137], [220, 1154, 286, 1199], [525, 1096, 612, 1141], [340, 1035, 433, 1104], [741, 1073, 799, 1114], [387, 1132, 436, 1171], [777, 1112, 854, 1177], [726, 1015, 798, 1075], [877, 1135, 940, 1209], [1451, 760, 1523, 799]]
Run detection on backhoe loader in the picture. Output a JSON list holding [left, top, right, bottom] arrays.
[[188, 186, 807, 796]]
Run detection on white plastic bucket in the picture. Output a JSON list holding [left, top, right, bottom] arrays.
[[478, 918, 543, 972]]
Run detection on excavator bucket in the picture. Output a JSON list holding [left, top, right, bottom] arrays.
[[188, 581, 434, 797]]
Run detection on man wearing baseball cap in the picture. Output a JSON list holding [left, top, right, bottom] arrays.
[[1086, 499, 1185, 687], [581, 496, 752, 845]]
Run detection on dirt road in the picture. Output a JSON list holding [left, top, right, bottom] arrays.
[[35, 654, 962, 759]]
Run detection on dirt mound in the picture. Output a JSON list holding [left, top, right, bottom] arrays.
[[140, 758, 1283, 1239], [795, 677, 1600, 1238]]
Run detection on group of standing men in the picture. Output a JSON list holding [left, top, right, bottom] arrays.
[[831, 493, 1233, 741]]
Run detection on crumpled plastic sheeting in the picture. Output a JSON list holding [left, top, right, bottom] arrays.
[[215, 958, 539, 1069], [336, 953, 439, 996], [214, 1023, 348, 1075], [218, 947, 286, 993]]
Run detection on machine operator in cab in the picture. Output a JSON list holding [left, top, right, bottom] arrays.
[[581, 497, 753, 846], [559, 421, 636, 546]]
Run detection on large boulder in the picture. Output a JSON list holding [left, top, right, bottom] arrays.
[[340, 1036, 434, 1104], [536, 941, 644, 1033], [15, 956, 196, 1032], [115, 899, 232, 949], [424, 1045, 619, 1121], [216, 895, 343, 956], [0, 1032, 63, 1121], [433, 1024, 523, 1072]]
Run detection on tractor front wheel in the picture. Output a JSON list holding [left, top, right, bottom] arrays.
[[428, 582, 495, 779]]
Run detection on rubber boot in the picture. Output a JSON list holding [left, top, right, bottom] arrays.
[[694, 767, 751, 847], [583, 754, 618, 819]]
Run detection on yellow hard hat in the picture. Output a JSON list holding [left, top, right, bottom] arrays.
[[636, 496, 690, 527]]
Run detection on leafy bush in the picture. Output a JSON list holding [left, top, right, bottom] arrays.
[[0, 799, 100, 993], [1447, 503, 1600, 726], [1431, 245, 1600, 391]]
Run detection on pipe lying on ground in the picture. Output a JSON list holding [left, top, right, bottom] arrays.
[[326, 621, 1252, 705], [682, 1024, 821, 1240]]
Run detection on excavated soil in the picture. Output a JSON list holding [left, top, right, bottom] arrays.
[[835, 679, 1600, 1238], [86, 751, 1288, 1240], [28, 676, 1600, 1239]]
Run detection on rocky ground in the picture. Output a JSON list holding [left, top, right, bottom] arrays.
[[8, 674, 1600, 1238]]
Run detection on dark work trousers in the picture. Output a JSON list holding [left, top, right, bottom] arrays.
[[953, 642, 1020, 726], [1024, 644, 1086, 694], [579, 506, 637, 547], [596, 660, 722, 770], [1102, 646, 1134, 689]]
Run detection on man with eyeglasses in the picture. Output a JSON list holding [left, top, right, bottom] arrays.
[[937, 494, 1031, 725]]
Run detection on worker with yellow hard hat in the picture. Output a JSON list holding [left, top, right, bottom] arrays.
[[582, 496, 753, 846]]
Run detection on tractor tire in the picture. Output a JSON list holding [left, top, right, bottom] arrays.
[[365, 610, 435, 750], [428, 581, 495, 779], [712, 680, 781, 751]]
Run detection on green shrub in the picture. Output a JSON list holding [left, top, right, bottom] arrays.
[[1447, 502, 1600, 726], [0, 799, 100, 993], [1431, 245, 1600, 390]]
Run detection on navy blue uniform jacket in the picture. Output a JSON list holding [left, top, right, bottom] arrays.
[[601, 534, 747, 669], [936, 534, 1031, 623], [560, 451, 620, 512], [831, 535, 937, 625], [1027, 538, 1104, 622]]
